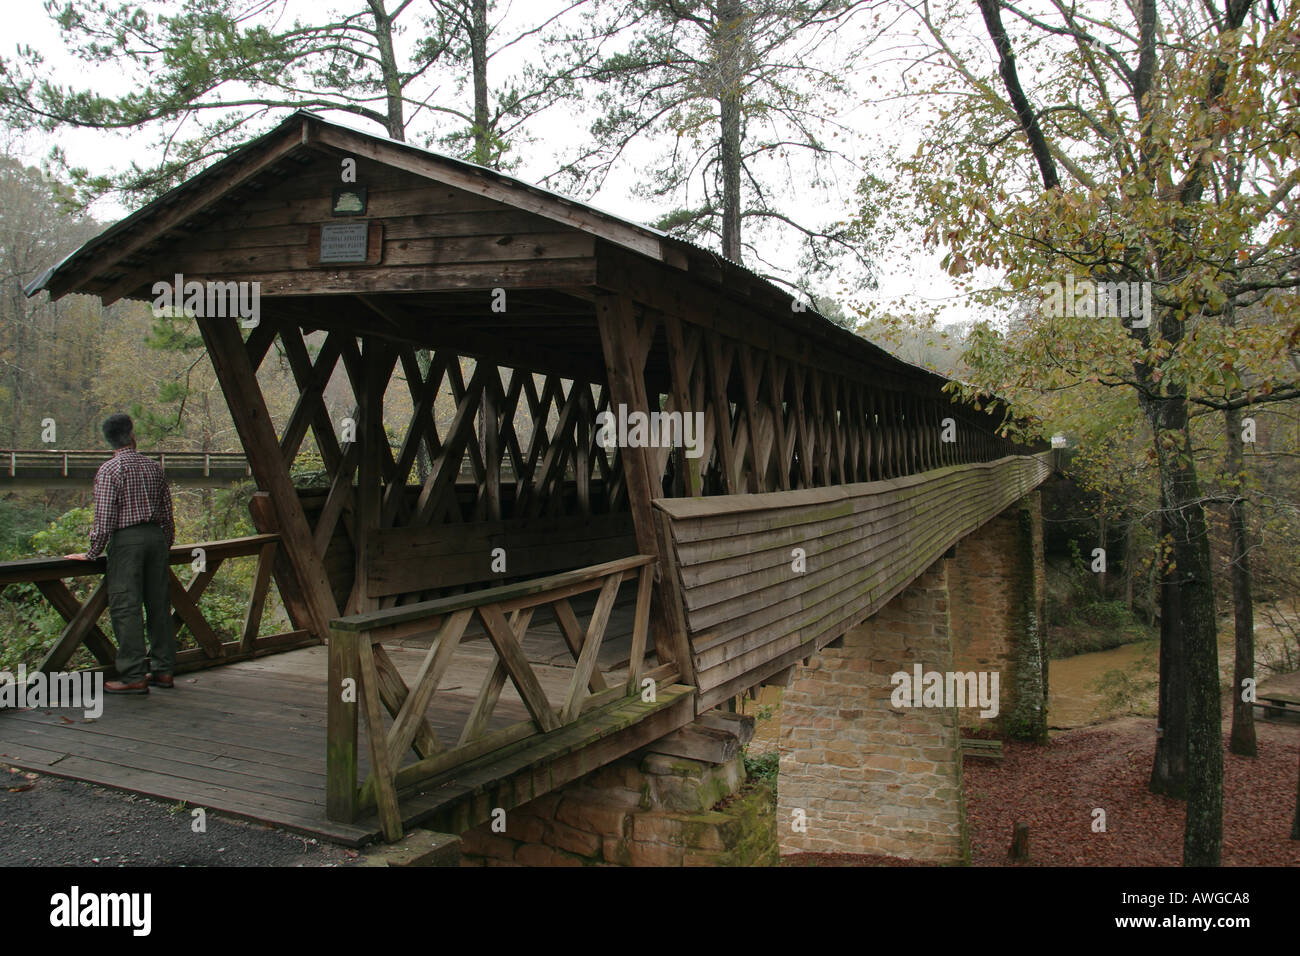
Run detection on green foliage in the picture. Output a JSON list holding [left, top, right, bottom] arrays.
[[0, 501, 52, 557], [290, 448, 330, 488], [1090, 647, 1160, 719], [743, 749, 779, 786], [1076, 600, 1131, 631], [28, 507, 92, 556], [0, 492, 287, 672], [0, 508, 94, 670]]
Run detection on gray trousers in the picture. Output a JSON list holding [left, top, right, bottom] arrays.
[[106, 522, 175, 681]]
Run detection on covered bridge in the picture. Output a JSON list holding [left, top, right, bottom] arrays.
[[8, 110, 1051, 850]]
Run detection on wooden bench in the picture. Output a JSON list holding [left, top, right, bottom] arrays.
[[1252, 693, 1300, 720], [960, 738, 1004, 761]]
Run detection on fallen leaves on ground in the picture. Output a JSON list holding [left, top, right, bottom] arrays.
[[783, 717, 1300, 867], [965, 717, 1300, 866]]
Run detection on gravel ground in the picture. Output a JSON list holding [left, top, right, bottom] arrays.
[[0, 766, 361, 867]]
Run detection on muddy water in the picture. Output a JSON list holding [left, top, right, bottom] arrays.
[[1049, 640, 1157, 728], [1049, 604, 1298, 729]]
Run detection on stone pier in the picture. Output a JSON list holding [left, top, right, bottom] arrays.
[[948, 492, 1048, 741], [778, 559, 967, 862], [776, 493, 1046, 863]]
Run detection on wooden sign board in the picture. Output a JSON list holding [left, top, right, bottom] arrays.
[[308, 221, 383, 266]]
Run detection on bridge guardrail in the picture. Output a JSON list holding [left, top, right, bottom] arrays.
[[0, 534, 312, 674], [325, 554, 663, 840]]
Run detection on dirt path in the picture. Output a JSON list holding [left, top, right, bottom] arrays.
[[0, 765, 360, 867]]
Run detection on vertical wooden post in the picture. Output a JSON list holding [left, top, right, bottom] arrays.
[[357, 632, 403, 842], [197, 316, 339, 637], [828, 375, 846, 485], [906, 395, 918, 473], [897, 394, 907, 474], [791, 364, 813, 489], [704, 331, 738, 494], [885, 391, 898, 478], [573, 384, 590, 514], [871, 389, 883, 479], [596, 294, 696, 687], [485, 369, 503, 520], [660, 308, 693, 499], [354, 336, 389, 616], [326, 625, 359, 822], [923, 398, 933, 470], [626, 563, 654, 695]]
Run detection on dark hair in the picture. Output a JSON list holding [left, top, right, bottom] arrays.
[[102, 413, 135, 449]]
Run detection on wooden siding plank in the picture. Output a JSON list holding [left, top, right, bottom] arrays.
[[654, 455, 1052, 695]]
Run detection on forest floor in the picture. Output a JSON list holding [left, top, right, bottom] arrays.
[[962, 713, 1300, 866], [780, 703, 1300, 867]]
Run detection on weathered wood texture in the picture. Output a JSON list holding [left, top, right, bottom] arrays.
[[326, 554, 679, 839], [18, 109, 1059, 850], [0, 535, 310, 675], [85, 147, 602, 304], [654, 454, 1053, 708], [0, 591, 656, 846], [201, 308, 636, 630]]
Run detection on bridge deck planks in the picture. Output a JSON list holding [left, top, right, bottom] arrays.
[[0, 594, 647, 846]]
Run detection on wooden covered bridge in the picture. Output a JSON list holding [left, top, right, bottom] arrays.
[[4, 111, 1051, 855]]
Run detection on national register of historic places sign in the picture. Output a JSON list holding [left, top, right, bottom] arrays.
[[319, 221, 371, 263]]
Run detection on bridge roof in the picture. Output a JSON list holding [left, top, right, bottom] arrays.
[[25, 109, 990, 405]]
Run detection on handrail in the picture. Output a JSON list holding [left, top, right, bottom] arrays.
[[329, 553, 655, 632], [0, 449, 252, 483], [326, 554, 660, 841], [0, 533, 311, 673], [0, 534, 279, 584]]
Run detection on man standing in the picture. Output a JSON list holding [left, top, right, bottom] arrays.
[[66, 413, 177, 694]]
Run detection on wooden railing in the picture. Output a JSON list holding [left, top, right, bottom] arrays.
[[326, 554, 661, 840], [0, 449, 252, 486], [655, 453, 1055, 708], [0, 534, 312, 673]]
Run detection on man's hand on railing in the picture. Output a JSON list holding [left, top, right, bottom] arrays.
[[64, 553, 89, 560]]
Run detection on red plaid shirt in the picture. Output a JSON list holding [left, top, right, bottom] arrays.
[[87, 449, 176, 560]]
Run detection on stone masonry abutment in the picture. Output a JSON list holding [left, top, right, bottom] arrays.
[[777, 492, 1046, 863]]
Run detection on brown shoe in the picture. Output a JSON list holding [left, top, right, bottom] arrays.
[[148, 673, 174, 689], [105, 678, 149, 695]]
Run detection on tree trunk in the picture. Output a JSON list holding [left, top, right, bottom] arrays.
[[1292, 745, 1300, 840], [371, 2, 406, 141], [1224, 405, 1256, 758], [1098, 512, 1107, 597], [470, 0, 491, 166], [716, 0, 744, 263], [1150, 503, 1188, 799], [1141, 390, 1222, 866], [1124, 517, 1135, 615]]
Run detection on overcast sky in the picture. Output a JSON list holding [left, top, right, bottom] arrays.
[[6, 0, 991, 328]]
